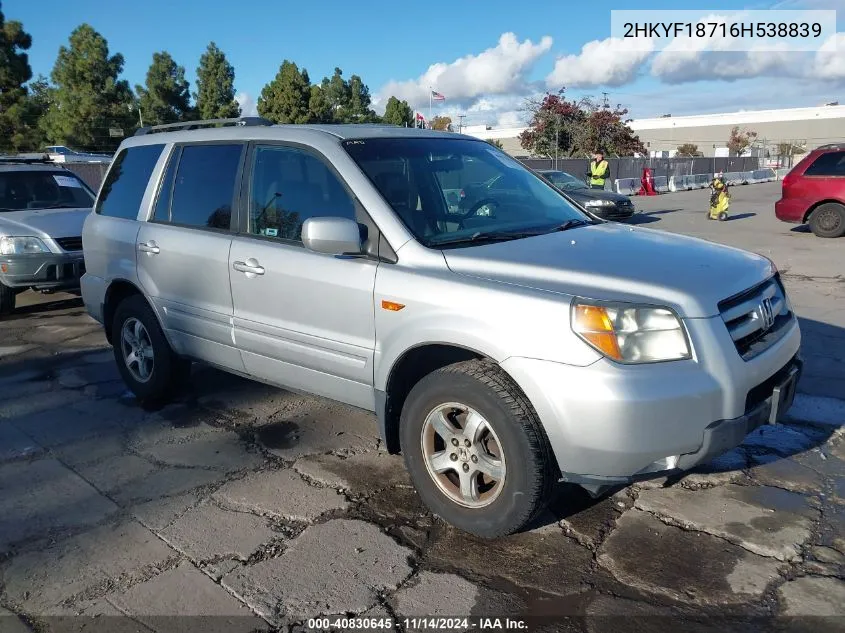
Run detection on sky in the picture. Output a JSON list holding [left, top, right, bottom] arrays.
[[5, 0, 845, 128]]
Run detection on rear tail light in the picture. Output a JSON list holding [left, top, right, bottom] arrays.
[[782, 171, 796, 190]]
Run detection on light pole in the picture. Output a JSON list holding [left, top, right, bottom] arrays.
[[555, 114, 560, 171], [131, 102, 143, 128]]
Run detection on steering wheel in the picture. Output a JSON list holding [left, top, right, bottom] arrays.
[[457, 197, 500, 228]]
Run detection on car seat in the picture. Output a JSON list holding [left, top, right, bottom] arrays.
[[374, 172, 434, 237]]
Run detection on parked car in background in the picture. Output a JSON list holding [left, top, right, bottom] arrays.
[[0, 158, 94, 314], [41, 146, 113, 164], [775, 143, 845, 238], [82, 118, 800, 538], [537, 169, 636, 221]]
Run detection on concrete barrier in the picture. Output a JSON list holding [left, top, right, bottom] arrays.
[[616, 167, 778, 196]]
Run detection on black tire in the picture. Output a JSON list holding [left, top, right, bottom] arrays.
[[718, 212, 728, 222], [808, 203, 845, 238], [400, 359, 556, 538], [112, 294, 191, 404], [0, 282, 14, 316]]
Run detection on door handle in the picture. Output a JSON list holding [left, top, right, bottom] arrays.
[[233, 259, 265, 276], [138, 241, 160, 254]]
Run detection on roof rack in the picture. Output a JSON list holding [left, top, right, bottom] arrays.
[[0, 155, 54, 164], [134, 117, 274, 136]]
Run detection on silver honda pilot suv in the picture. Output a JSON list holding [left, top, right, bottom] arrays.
[[81, 117, 802, 538]]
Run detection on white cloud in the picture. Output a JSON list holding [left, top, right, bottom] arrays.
[[236, 91, 258, 117], [813, 33, 845, 79], [377, 32, 553, 109], [495, 110, 527, 128], [545, 37, 655, 88]]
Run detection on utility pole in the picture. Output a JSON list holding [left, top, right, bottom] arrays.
[[458, 114, 465, 134], [602, 92, 609, 109]]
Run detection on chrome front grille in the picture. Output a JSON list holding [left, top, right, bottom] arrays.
[[718, 275, 793, 360]]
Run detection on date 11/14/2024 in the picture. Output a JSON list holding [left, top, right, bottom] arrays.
[[304, 617, 529, 631]]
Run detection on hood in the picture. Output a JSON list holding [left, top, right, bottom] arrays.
[[0, 207, 90, 240], [442, 223, 773, 318]]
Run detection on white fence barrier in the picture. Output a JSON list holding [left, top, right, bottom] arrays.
[[620, 168, 778, 195]]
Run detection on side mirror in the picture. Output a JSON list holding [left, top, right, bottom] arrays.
[[301, 217, 363, 256]]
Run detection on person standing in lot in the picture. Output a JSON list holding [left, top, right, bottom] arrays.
[[587, 151, 610, 190]]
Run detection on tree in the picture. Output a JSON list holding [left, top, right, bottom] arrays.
[[136, 52, 193, 126], [430, 115, 452, 131], [727, 126, 758, 156], [486, 139, 504, 149], [381, 96, 414, 127], [519, 91, 589, 158], [581, 99, 645, 157], [307, 84, 333, 123], [347, 74, 378, 122], [40, 24, 136, 151], [776, 141, 806, 167], [519, 90, 644, 158], [675, 143, 701, 157], [195, 42, 240, 120], [0, 6, 36, 151], [257, 60, 311, 124], [321, 67, 351, 122]]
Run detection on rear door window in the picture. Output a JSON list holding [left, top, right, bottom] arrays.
[[157, 143, 244, 230], [805, 151, 845, 177], [96, 144, 165, 219]]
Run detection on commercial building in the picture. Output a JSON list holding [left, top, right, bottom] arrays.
[[461, 103, 845, 161]]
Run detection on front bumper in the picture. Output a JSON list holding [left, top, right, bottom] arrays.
[[591, 204, 635, 220], [501, 314, 802, 484], [0, 252, 86, 290]]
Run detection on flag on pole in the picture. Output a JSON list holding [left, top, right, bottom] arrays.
[[431, 90, 446, 101]]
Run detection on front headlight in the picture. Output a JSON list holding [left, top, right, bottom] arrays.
[[584, 199, 615, 207], [0, 236, 50, 255], [571, 300, 691, 364]]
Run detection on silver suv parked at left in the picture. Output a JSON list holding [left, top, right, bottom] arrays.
[[0, 158, 95, 315]]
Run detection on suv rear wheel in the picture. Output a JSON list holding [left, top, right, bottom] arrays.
[[112, 295, 191, 404], [400, 360, 556, 538], [809, 203, 845, 238], [0, 282, 15, 316]]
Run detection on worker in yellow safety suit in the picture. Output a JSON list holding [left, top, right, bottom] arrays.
[[708, 172, 730, 221], [587, 151, 610, 190]]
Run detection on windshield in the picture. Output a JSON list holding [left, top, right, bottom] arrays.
[[543, 171, 587, 190], [343, 138, 591, 247], [0, 171, 95, 212]]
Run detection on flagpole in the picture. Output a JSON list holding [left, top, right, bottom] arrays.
[[428, 87, 432, 126]]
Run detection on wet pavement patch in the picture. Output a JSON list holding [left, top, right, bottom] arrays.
[[256, 420, 300, 450], [634, 484, 818, 561], [597, 510, 782, 606], [423, 525, 594, 597]]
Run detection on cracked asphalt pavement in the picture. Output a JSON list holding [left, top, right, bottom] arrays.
[[0, 182, 843, 632]]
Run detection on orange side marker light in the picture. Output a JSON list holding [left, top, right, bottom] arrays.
[[381, 300, 405, 312]]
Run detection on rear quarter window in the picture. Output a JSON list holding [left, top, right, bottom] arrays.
[[804, 151, 845, 177], [95, 144, 165, 219]]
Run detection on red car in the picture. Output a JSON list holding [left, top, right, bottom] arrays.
[[775, 143, 845, 238]]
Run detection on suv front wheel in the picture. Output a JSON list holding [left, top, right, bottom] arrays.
[[112, 295, 191, 404], [400, 360, 556, 538]]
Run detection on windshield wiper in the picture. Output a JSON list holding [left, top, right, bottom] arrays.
[[432, 231, 534, 247], [548, 218, 592, 231], [432, 219, 593, 247]]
